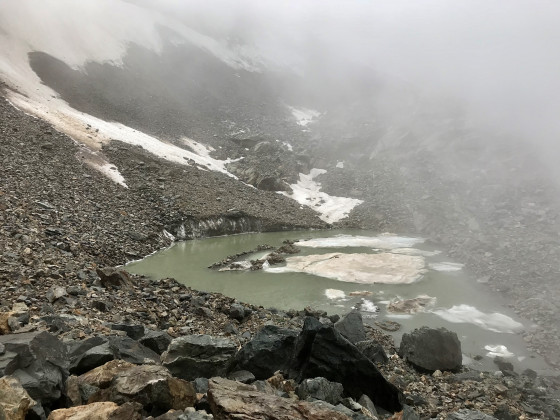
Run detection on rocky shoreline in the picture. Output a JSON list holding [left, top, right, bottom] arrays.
[[1, 90, 560, 419]]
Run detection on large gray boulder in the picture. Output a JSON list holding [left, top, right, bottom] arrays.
[[139, 330, 173, 355], [290, 317, 403, 413], [296, 377, 343, 405], [66, 360, 196, 418], [334, 311, 366, 344], [356, 340, 388, 365], [162, 335, 236, 381], [0, 331, 68, 415], [399, 327, 462, 372], [229, 325, 299, 379]]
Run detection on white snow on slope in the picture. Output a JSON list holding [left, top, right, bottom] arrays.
[[433, 304, 524, 333], [288, 106, 321, 126], [281, 169, 363, 223], [0, 0, 261, 186]]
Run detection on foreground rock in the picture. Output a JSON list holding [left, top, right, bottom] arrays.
[[0, 376, 36, 420], [162, 335, 237, 381], [66, 360, 196, 417], [399, 327, 462, 372], [207, 377, 356, 420], [48, 401, 142, 420]]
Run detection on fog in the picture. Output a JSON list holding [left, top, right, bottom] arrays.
[[142, 0, 560, 169]]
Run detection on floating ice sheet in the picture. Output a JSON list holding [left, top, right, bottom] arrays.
[[298, 234, 424, 249], [325, 289, 346, 300], [266, 252, 425, 285], [429, 262, 464, 272], [485, 344, 515, 358], [433, 304, 524, 333]]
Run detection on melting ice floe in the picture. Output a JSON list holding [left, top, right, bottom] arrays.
[[325, 289, 346, 300], [298, 234, 424, 249], [355, 299, 379, 313], [280, 169, 363, 224], [485, 345, 515, 358], [390, 248, 441, 257], [266, 252, 425, 285], [429, 262, 464, 272], [433, 304, 524, 333]]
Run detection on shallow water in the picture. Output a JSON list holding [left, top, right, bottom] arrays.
[[126, 230, 552, 374]]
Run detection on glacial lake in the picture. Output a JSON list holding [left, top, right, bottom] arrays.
[[126, 230, 553, 374]]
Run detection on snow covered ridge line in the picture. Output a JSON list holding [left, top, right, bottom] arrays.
[[280, 168, 363, 224]]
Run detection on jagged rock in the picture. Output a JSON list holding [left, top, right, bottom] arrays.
[[229, 325, 299, 379], [228, 304, 245, 321], [0, 376, 36, 420], [290, 317, 402, 413], [192, 378, 209, 394], [227, 370, 255, 384], [95, 268, 133, 289], [446, 409, 498, 420], [110, 323, 145, 340], [0, 312, 15, 334], [69, 336, 159, 375], [46, 286, 68, 304], [296, 377, 343, 405], [162, 335, 236, 381], [47, 401, 142, 420], [67, 360, 196, 417], [334, 311, 366, 344], [356, 340, 389, 365], [146, 407, 215, 419], [357, 394, 378, 418], [207, 377, 352, 419], [493, 357, 514, 374], [399, 327, 462, 372], [139, 330, 173, 355], [0, 331, 68, 410]]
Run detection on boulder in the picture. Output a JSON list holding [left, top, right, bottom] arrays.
[[67, 360, 196, 417], [296, 377, 343, 405], [399, 327, 462, 372], [0, 331, 68, 410], [334, 311, 366, 344], [95, 268, 133, 289], [357, 394, 378, 418], [69, 336, 159, 375], [229, 325, 299, 379], [162, 335, 236, 381], [139, 330, 173, 355], [110, 324, 145, 340], [290, 317, 402, 413], [446, 409, 498, 420], [0, 376, 36, 420], [356, 340, 389, 365], [207, 377, 352, 419], [228, 304, 245, 321], [227, 370, 255, 384], [46, 286, 68, 304], [48, 401, 142, 420]]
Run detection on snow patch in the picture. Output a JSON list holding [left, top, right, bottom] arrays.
[[485, 345, 515, 358], [288, 106, 321, 126], [281, 169, 362, 224], [433, 304, 524, 333], [87, 161, 128, 188], [336, 161, 344, 169], [298, 234, 424, 249], [271, 252, 425, 284]]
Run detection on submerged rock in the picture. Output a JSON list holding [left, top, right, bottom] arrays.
[[399, 327, 462, 372]]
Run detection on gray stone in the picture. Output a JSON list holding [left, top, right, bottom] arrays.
[[296, 377, 343, 405], [162, 335, 236, 381], [192, 378, 209, 394], [228, 304, 245, 321], [229, 325, 299, 379], [446, 409, 498, 420], [356, 340, 389, 365], [358, 394, 378, 417], [399, 326, 462, 372], [139, 330, 173, 355], [110, 323, 145, 340], [334, 310, 366, 344], [46, 286, 67, 303], [227, 370, 255, 384]]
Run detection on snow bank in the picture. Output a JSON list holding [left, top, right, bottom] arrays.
[[433, 304, 524, 333], [280, 169, 363, 223]]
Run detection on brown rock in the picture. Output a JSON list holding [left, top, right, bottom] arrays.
[[95, 268, 133, 289], [0, 312, 15, 334], [0, 376, 36, 420], [207, 377, 351, 420], [47, 401, 142, 420]]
